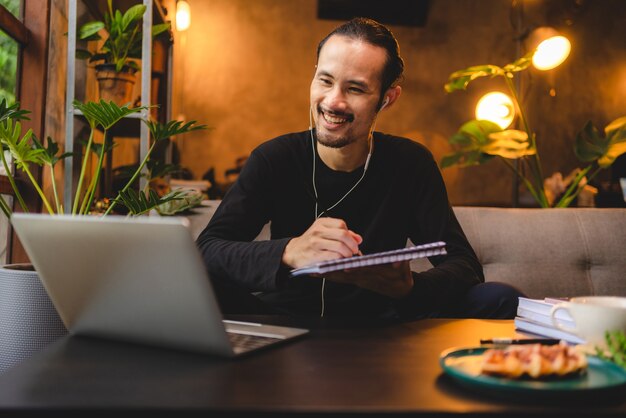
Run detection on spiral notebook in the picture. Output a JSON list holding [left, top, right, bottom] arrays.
[[290, 241, 446, 277]]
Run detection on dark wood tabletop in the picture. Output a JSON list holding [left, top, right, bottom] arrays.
[[0, 317, 623, 416]]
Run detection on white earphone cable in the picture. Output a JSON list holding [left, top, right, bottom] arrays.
[[309, 105, 379, 317]]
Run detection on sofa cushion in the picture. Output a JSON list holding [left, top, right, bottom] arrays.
[[452, 207, 626, 299]]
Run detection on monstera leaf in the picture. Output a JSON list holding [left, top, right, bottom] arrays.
[[485, 130, 535, 159], [440, 120, 502, 168], [444, 65, 505, 93], [575, 116, 626, 168], [444, 53, 533, 93]]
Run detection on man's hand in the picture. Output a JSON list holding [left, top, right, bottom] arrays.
[[322, 261, 414, 299], [282, 217, 362, 269]]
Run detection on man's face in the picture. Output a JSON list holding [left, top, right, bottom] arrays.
[[310, 35, 386, 149]]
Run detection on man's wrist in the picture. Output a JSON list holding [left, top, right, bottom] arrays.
[[281, 238, 295, 268]]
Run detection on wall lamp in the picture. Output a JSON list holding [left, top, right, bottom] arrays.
[[475, 92, 516, 129], [526, 26, 571, 71], [176, 0, 191, 31]]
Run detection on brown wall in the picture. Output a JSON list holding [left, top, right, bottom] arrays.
[[170, 0, 626, 206]]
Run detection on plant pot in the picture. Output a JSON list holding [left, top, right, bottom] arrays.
[[95, 64, 137, 106], [0, 263, 67, 374]]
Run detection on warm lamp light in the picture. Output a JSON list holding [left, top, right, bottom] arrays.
[[533, 35, 571, 70], [176, 0, 191, 31], [475, 92, 516, 129], [527, 27, 571, 71]]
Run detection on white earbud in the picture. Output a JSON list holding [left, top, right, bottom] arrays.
[[364, 151, 372, 171], [380, 97, 390, 110]]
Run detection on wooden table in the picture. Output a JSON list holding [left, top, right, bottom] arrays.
[[0, 318, 623, 416]]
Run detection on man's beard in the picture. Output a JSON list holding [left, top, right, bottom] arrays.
[[314, 106, 357, 148], [315, 130, 356, 149]]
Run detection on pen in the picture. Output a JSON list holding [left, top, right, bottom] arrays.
[[480, 338, 562, 345]]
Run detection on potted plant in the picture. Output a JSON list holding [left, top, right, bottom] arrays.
[[76, 0, 170, 105], [0, 98, 205, 373], [441, 52, 626, 208]]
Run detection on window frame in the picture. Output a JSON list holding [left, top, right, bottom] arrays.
[[0, 0, 51, 263]]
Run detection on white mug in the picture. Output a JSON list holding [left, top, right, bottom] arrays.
[[550, 296, 626, 347]]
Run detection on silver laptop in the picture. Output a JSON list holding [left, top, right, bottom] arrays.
[[11, 214, 308, 357]]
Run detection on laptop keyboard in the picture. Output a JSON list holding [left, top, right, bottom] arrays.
[[227, 332, 283, 353]]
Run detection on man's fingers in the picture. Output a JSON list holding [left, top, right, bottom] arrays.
[[310, 234, 357, 258], [309, 219, 361, 256], [282, 217, 362, 268]]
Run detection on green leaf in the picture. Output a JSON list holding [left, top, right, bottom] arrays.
[[605, 116, 626, 135], [152, 22, 171, 38], [574, 119, 626, 168], [595, 330, 626, 369], [146, 158, 180, 180], [449, 132, 472, 146], [458, 119, 502, 145], [156, 189, 203, 215], [0, 119, 44, 170], [78, 21, 104, 40], [30, 135, 68, 166], [502, 51, 534, 73], [143, 119, 208, 142], [440, 152, 464, 168], [0, 99, 30, 123], [81, 135, 116, 156], [484, 130, 535, 159], [126, 61, 140, 71], [113, 10, 124, 31], [575, 121, 606, 162], [440, 146, 495, 169], [113, 188, 184, 216], [73, 100, 146, 130], [115, 59, 126, 73], [121, 4, 146, 31], [444, 65, 504, 93], [599, 142, 626, 167], [440, 120, 508, 168], [75, 49, 93, 60]]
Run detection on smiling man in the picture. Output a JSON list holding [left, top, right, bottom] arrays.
[[196, 18, 524, 319]]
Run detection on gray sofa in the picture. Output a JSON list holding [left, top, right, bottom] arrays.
[[412, 207, 626, 299], [189, 203, 626, 299]]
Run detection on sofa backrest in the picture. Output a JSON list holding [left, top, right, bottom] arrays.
[[452, 207, 626, 299], [191, 202, 626, 299]]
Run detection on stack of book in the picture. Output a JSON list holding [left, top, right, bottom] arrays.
[[514, 297, 585, 344]]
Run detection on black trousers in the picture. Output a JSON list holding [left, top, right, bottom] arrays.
[[431, 281, 526, 319], [211, 280, 525, 320]]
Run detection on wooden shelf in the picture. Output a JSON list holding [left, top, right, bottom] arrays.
[[65, 0, 173, 209]]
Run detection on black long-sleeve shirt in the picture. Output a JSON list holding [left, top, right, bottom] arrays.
[[196, 130, 483, 318]]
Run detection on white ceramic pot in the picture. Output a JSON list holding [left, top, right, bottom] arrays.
[[0, 263, 67, 373]]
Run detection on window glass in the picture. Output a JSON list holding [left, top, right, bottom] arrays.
[[0, 28, 18, 104], [0, 0, 21, 19]]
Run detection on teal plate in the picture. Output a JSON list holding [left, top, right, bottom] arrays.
[[440, 347, 626, 397]]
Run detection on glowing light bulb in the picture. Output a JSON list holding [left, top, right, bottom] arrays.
[[532, 35, 571, 71], [176, 0, 191, 31], [475, 92, 515, 129]]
